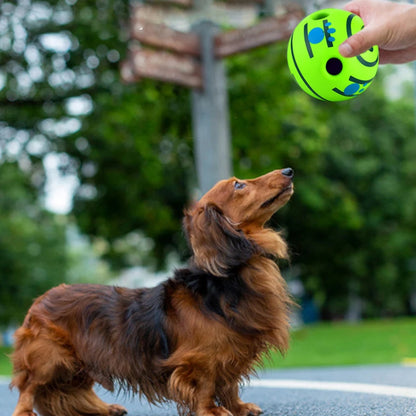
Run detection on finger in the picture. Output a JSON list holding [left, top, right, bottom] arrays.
[[379, 46, 416, 64], [342, 1, 361, 15], [339, 28, 379, 58], [378, 49, 396, 64]]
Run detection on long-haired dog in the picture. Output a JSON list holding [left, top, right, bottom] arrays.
[[11, 168, 294, 416]]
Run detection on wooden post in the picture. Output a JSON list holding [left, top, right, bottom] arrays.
[[191, 20, 232, 194]]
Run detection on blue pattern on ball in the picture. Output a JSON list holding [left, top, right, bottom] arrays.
[[308, 27, 325, 44], [344, 83, 360, 95]]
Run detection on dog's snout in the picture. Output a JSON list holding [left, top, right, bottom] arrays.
[[281, 168, 294, 178]]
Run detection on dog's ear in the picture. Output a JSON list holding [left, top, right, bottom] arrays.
[[183, 203, 257, 277]]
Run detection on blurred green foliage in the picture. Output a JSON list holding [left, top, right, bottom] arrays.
[[229, 46, 416, 318], [0, 162, 67, 323], [1, 0, 416, 322]]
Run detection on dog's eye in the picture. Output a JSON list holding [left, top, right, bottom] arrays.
[[234, 181, 246, 190]]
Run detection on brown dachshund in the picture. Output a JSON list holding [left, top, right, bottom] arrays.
[[11, 168, 294, 416]]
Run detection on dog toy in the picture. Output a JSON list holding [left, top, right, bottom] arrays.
[[287, 8, 379, 102]]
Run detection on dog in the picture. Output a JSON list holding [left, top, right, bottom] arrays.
[[11, 168, 294, 416]]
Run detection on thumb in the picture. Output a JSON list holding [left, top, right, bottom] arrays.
[[339, 27, 378, 57]]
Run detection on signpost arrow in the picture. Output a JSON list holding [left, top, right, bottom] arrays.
[[214, 6, 304, 58], [131, 17, 200, 56], [121, 48, 202, 89]]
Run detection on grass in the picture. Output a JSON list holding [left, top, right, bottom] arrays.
[[1, 318, 416, 376], [0, 347, 12, 376], [266, 317, 416, 369]]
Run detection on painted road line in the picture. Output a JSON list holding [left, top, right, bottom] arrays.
[[3, 375, 416, 399], [249, 379, 416, 399]]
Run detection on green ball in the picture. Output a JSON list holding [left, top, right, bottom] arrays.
[[287, 8, 379, 102]]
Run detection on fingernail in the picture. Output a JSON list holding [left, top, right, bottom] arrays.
[[339, 42, 353, 57]]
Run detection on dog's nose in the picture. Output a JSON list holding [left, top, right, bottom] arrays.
[[281, 168, 294, 178]]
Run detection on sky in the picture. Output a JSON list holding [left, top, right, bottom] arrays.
[[43, 153, 79, 214], [42, 94, 93, 214]]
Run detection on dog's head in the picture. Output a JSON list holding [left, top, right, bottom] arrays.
[[184, 168, 294, 276]]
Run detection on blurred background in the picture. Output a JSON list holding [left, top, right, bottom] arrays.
[[1, 0, 416, 366]]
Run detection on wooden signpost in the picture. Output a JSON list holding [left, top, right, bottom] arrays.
[[121, 47, 203, 88], [214, 8, 304, 58], [121, 0, 304, 194]]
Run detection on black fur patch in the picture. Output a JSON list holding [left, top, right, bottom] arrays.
[[124, 285, 170, 360], [173, 268, 263, 336]]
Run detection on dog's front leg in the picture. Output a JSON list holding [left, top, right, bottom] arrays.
[[221, 383, 263, 416], [12, 382, 37, 416], [168, 364, 232, 416]]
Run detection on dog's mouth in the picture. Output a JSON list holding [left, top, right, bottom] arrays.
[[260, 184, 293, 209]]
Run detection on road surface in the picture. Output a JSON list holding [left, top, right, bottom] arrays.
[[2, 364, 416, 416]]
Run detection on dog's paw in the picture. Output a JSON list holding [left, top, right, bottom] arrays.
[[108, 404, 128, 416], [234, 402, 263, 416]]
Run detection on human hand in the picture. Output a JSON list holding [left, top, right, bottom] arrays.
[[338, 0, 416, 64]]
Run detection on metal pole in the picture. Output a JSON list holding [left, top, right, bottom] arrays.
[[191, 20, 232, 194]]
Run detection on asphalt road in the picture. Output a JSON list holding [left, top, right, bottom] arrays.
[[3, 364, 416, 416]]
